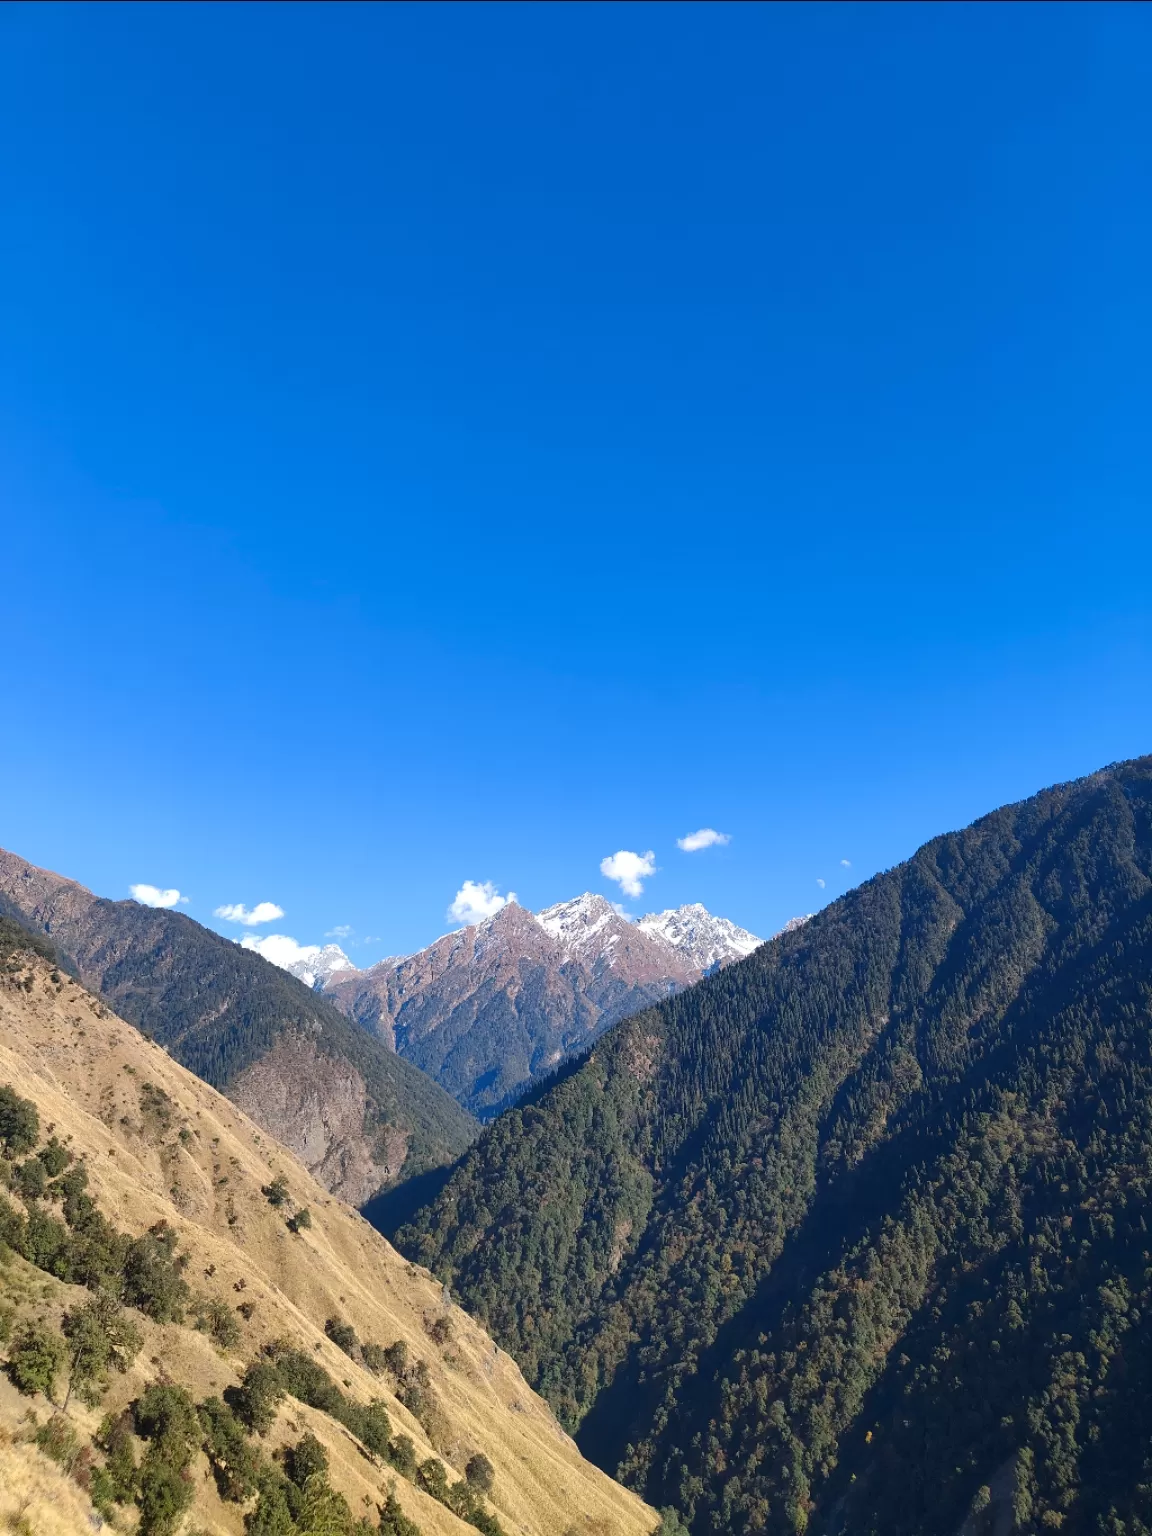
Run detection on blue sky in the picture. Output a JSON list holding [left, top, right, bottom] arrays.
[[1, 1, 1150, 963]]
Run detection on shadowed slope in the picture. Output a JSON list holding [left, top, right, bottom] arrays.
[[397, 756, 1152, 1535]]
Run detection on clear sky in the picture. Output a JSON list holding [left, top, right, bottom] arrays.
[[2, 1, 1150, 964]]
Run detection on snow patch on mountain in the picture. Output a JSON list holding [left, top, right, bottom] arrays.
[[536, 893, 618, 961], [637, 903, 762, 973]]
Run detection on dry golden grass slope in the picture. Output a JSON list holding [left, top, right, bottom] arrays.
[[0, 951, 657, 1536]]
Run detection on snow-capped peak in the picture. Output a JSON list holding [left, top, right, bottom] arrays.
[[250, 939, 355, 990], [536, 892, 619, 960], [636, 903, 762, 974]]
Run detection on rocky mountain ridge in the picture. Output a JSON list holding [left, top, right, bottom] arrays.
[[322, 895, 763, 1118]]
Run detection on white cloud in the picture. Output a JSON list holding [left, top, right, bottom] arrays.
[[600, 850, 656, 898], [676, 828, 731, 852], [240, 934, 319, 969], [611, 902, 635, 920], [214, 902, 285, 927], [840, 858, 851, 868], [130, 884, 185, 909], [325, 925, 352, 939], [816, 878, 826, 889], [448, 880, 517, 927]]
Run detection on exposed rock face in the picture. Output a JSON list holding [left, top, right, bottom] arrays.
[[0, 847, 475, 1201], [229, 1030, 409, 1205], [324, 895, 759, 1118]]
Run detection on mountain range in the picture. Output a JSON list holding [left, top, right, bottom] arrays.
[[316, 896, 763, 1118], [395, 755, 1152, 1535], [0, 848, 476, 1206]]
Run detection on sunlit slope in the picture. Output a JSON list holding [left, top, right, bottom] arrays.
[[0, 942, 656, 1536]]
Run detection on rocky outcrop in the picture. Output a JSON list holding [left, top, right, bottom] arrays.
[[229, 1030, 409, 1205]]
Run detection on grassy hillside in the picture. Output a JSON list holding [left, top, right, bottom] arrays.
[[0, 924, 657, 1536], [396, 756, 1152, 1535], [0, 852, 476, 1200]]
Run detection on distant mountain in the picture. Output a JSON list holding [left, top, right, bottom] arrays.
[[635, 902, 763, 972], [323, 893, 763, 1118], [249, 938, 357, 988], [0, 848, 475, 1204], [396, 757, 1152, 1536]]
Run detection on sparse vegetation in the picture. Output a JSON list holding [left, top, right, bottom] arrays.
[[7, 1321, 66, 1398], [263, 1174, 290, 1208]]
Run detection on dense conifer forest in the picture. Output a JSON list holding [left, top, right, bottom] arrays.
[[396, 757, 1152, 1534]]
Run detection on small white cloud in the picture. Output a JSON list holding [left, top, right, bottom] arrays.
[[676, 828, 731, 853], [840, 858, 851, 868], [600, 850, 656, 898], [816, 878, 826, 889], [448, 880, 517, 927], [611, 902, 635, 921], [130, 884, 185, 909], [214, 902, 285, 927], [240, 934, 319, 969], [325, 925, 353, 939]]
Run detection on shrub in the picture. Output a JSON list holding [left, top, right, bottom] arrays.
[[389, 1434, 417, 1477], [465, 1453, 495, 1494], [382, 1339, 409, 1377], [325, 1316, 359, 1358], [424, 1314, 453, 1347], [121, 1222, 190, 1322], [37, 1137, 72, 1178], [95, 1410, 138, 1503], [7, 1320, 65, 1398], [287, 1206, 312, 1233], [199, 1396, 261, 1501], [0, 1085, 39, 1156], [263, 1175, 290, 1208], [416, 1458, 450, 1502], [14, 1156, 48, 1201], [284, 1431, 329, 1488], [21, 1205, 71, 1275], [136, 1455, 194, 1536], [134, 1384, 199, 1536], [379, 1482, 423, 1536], [61, 1292, 142, 1408], [245, 1480, 297, 1536], [362, 1342, 387, 1374], [230, 1360, 287, 1435], [194, 1294, 242, 1349], [34, 1413, 80, 1470], [133, 1382, 200, 1450]]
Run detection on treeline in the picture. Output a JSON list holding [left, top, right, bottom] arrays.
[[397, 756, 1152, 1534]]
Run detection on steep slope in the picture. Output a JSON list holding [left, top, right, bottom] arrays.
[[0, 850, 476, 1203], [0, 923, 657, 1536], [396, 756, 1152, 1536], [325, 896, 759, 1119]]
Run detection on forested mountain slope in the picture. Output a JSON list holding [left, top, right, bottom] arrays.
[[0, 917, 657, 1536], [0, 850, 475, 1203], [397, 756, 1152, 1536]]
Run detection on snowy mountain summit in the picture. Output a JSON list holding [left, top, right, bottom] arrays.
[[265, 940, 355, 989], [536, 892, 620, 961], [637, 902, 762, 973]]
